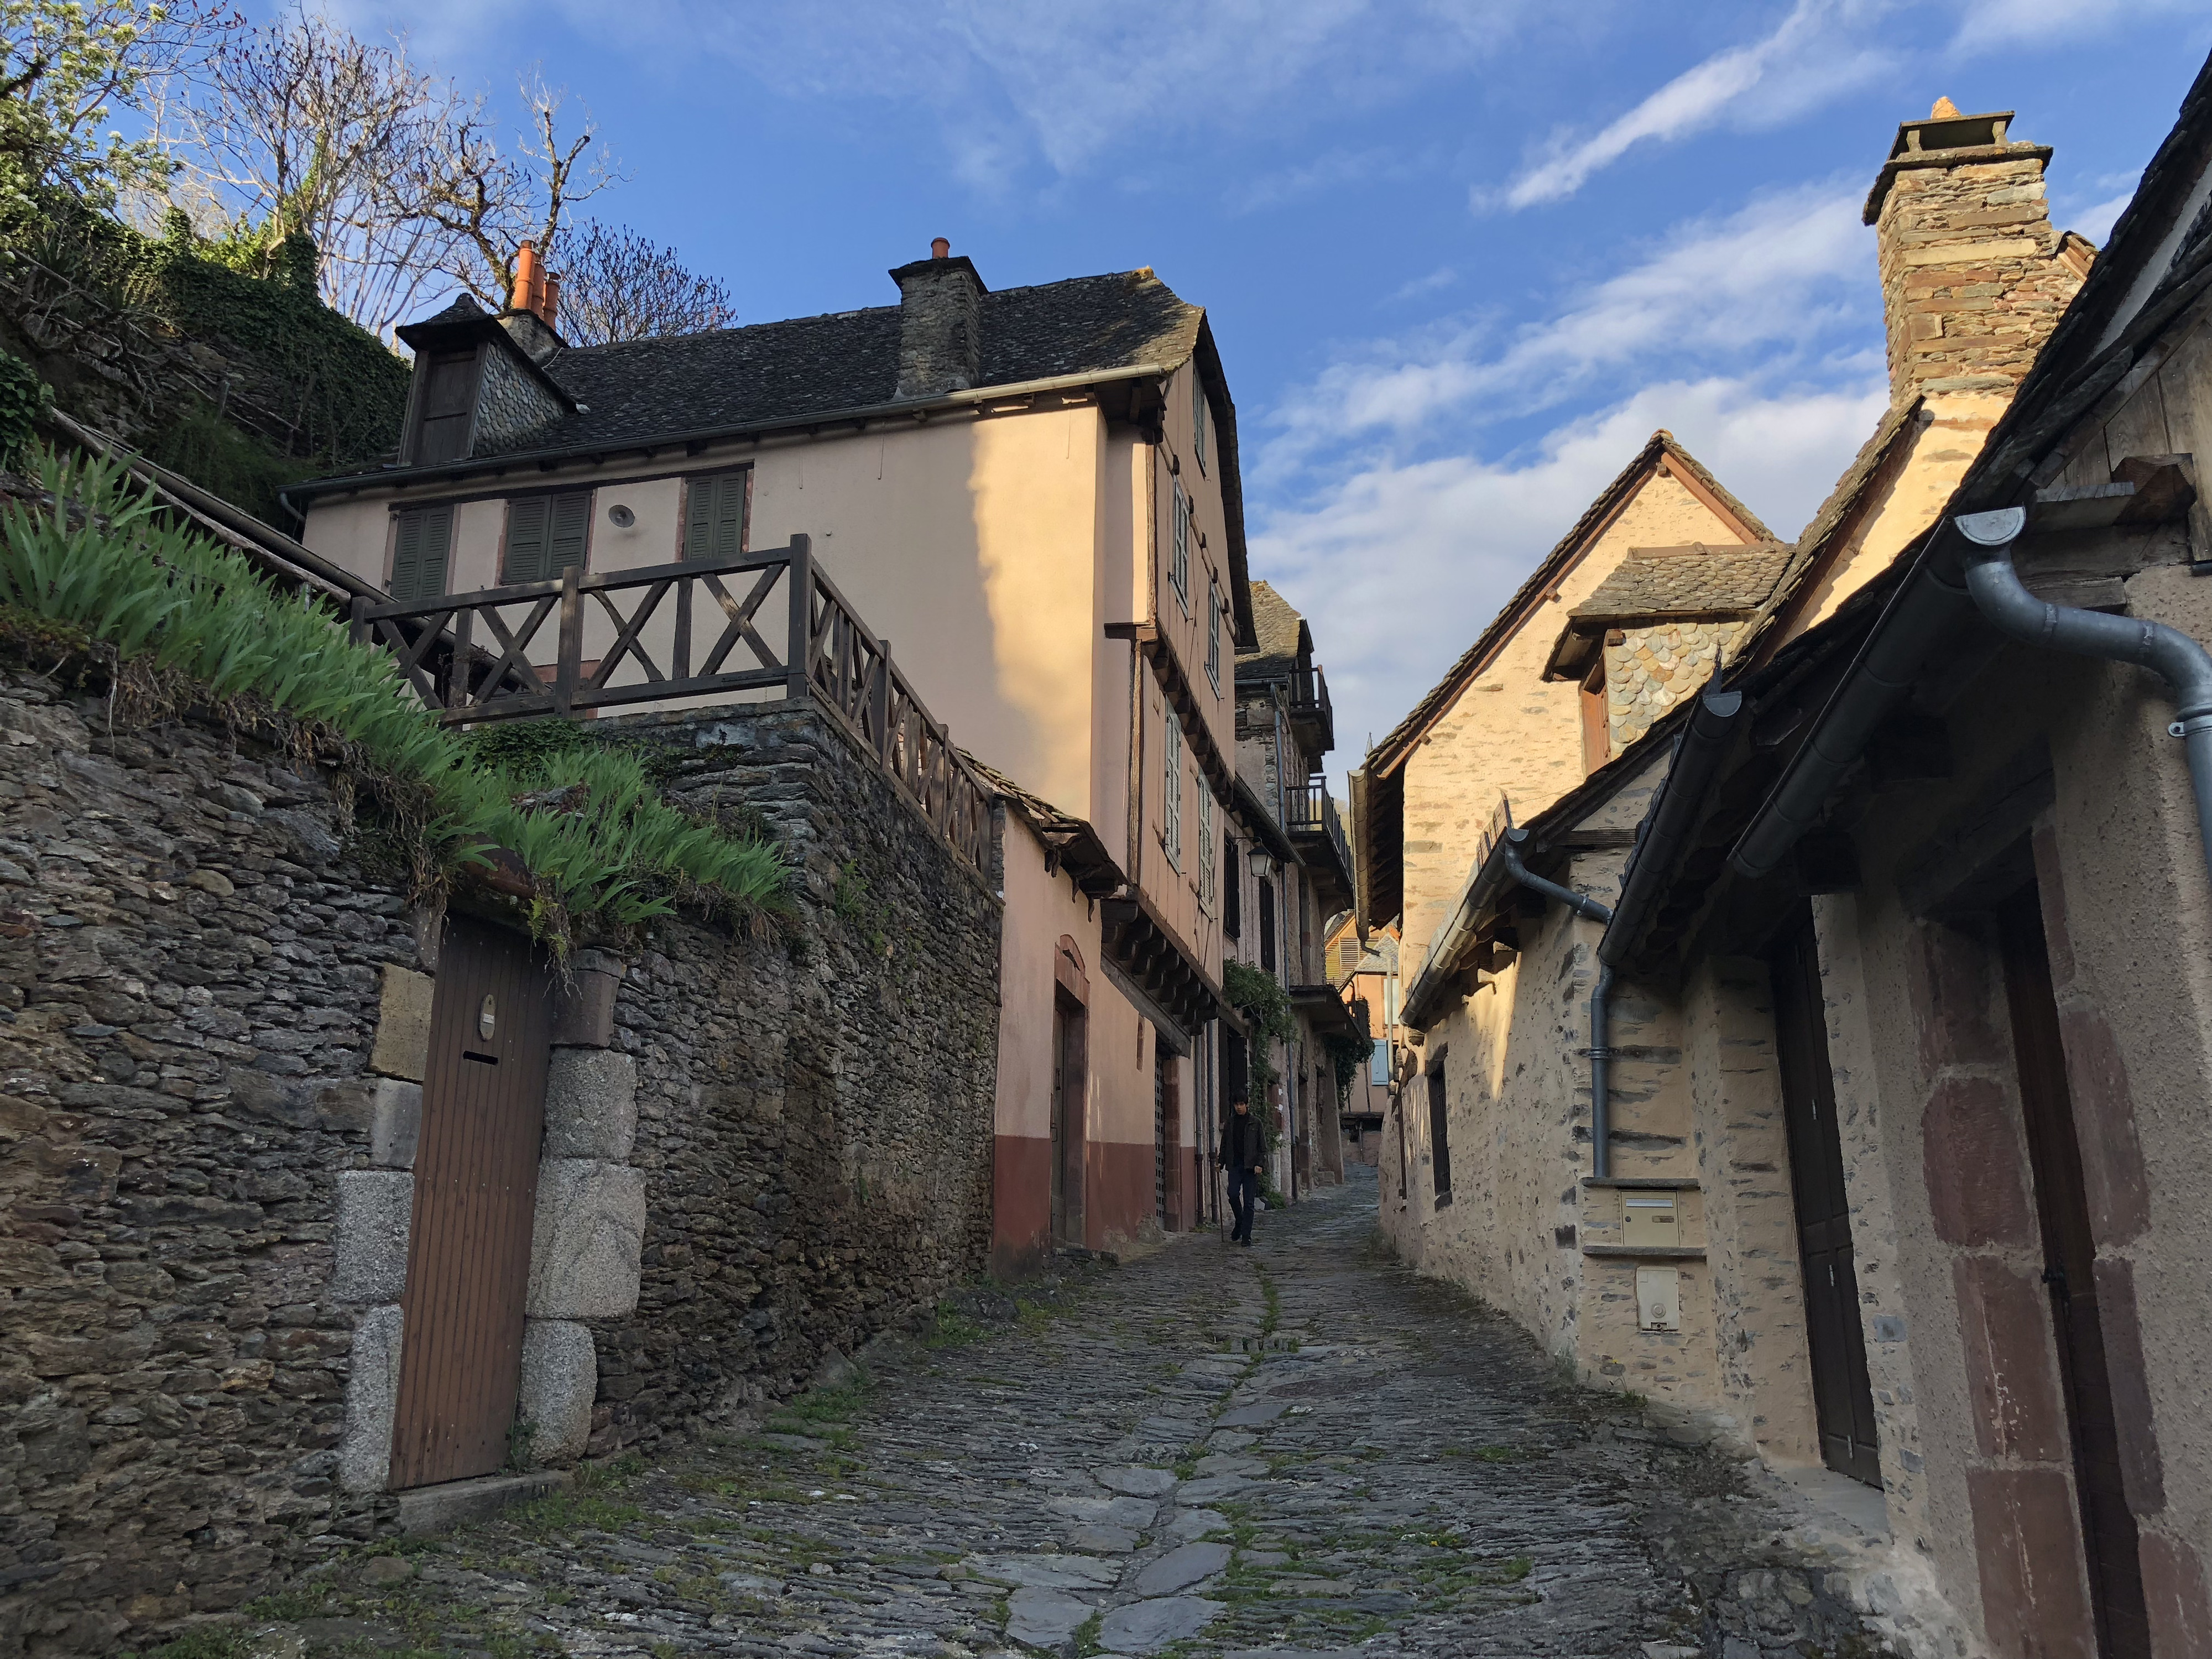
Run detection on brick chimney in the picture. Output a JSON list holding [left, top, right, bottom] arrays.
[[1864, 101, 2088, 400], [890, 238, 985, 400]]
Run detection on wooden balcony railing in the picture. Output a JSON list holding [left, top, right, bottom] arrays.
[[351, 534, 993, 874], [1288, 662, 1334, 743], [1283, 774, 1352, 879]]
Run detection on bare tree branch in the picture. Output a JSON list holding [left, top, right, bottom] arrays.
[[555, 220, 732, 347]]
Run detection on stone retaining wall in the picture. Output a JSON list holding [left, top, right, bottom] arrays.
[[0, 679, 999, 1657]]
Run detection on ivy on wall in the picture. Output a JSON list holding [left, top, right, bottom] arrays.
[[1, 192, 410, 520]]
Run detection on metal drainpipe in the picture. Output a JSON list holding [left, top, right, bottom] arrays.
[[1500, 841, 1618, 1177], [1956, 507, 2212, 891]]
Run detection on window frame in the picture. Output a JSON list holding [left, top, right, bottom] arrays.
[[681, 467, 753, 562], [1197, 782, 1216, 914], [499, 489, 594, 586], [1161, 703, 1183, 871], [1370, 1037, 1390, 1088], [1427, 1056, 1453, 1208], [387, 503, 455, 603], [1206, 572, 1223, 694], [1170, 477, 1191, 615]]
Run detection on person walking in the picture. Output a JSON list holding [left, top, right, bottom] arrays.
[[1220, 1093, 1265, 1246]]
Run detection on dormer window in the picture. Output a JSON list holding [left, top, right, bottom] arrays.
[[412, 351, 479, 465]]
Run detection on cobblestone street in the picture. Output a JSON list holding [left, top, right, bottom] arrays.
[[234, 1173, 1876, 1659]]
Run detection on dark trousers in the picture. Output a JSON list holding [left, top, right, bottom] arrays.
[[1227, 1167, 1260, 1242]]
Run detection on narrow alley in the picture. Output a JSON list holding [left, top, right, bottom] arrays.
[[241, 1176, 1879, 1659]]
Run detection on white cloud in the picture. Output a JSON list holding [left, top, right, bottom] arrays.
[[332, 0, 1521, 181], [1255, 375, 1886, 784], [1950, 0, 2203, 53], [1265, 183, 1872, 473], [1494, 1, 1893, 210]]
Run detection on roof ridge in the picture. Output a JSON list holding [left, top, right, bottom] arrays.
[[1368, 428, 1761, 768]]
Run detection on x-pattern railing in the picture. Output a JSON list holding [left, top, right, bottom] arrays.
[[353, 534, 993, 874]]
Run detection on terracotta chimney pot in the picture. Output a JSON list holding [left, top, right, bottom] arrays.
[[1931, 95, 1960, 118], [541, 270, 560, 328], [931, 237, 950, 260], [514, 241, 541, 314]]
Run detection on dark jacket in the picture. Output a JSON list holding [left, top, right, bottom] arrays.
[[1220, 1110, 1265, 1172]]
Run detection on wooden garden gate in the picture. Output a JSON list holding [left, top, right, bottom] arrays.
[[388, 917, 555, 1489]]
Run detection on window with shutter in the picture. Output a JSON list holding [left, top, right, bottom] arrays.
[[1198, 785, 1215, 913], [1170, 481, 1190, 613], [389, 505, 453, 602], [1161, 706, 1183, 871], [502, 496, 549, 583], [683, 471, 749, 560], [1206, 575, 1222, 693], [502, 492, 592, 584]]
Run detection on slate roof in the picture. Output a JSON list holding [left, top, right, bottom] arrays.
[[1570, 542, 1793, 620], [1366, 431, 1770, 773], [444, 269, 1203, 460], [1239, 580, 1309, 674]]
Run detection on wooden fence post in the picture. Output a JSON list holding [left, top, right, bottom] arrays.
[[786, 534, 813, 703], [552, 565, 582, 717], [872, 639, 892, 760], [348, 595, 368, 648]]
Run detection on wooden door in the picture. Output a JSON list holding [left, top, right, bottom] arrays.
[[1770, 917, 1883, 1488], [1050, 993, 1086, 1248], [389, 917, 554, 1490], [1997, 890, 2152, 1658]]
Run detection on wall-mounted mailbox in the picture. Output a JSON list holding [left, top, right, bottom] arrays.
[[1623, 1195, 1679, 1249], [1637, 1265, 1682, 1332]]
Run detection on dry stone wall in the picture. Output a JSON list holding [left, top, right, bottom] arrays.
[[0, 677, 998, 1658]]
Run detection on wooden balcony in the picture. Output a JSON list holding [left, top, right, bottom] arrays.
[[1283, 775, 1354, 911], [351, 535, 993, 876], [1288, 663, 1334, 752]]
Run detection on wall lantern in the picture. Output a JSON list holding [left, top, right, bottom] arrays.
[[1248, 848, 1275, 881]]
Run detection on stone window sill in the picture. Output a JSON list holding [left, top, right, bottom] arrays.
[[1580, 1243, 1705, 1260]]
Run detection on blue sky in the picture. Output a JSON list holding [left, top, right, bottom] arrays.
[[325, 0, 2210, 784]]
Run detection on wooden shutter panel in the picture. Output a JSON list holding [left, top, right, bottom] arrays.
[[503, 496, 549, 584], [549, 492, 590, 576], [391, 507, 451, 602], [685, 473, 745, 560]]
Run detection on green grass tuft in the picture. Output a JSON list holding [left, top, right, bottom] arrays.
[[0, 447, 792, 950]]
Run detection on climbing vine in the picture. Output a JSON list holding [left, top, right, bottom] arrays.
[[1223, 959, 1297, 1154], [1, 191, 409, 510]]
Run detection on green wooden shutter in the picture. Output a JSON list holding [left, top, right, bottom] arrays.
[[549, 492, 590, 576], [684, 473, 747, 560], [390, 507, 451, 602], [503, 496, 550, 583]]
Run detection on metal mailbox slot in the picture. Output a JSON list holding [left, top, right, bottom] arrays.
[[1623, 1194, 1679, 1249]]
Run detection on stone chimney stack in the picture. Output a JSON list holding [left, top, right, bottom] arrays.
[[1865, 100, 2090, 402], [891, 238, 985, 401]]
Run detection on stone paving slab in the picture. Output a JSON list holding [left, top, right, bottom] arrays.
[[231, 1168, 1892, 1659]]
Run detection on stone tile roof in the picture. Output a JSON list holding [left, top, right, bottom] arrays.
[[468, 270, 1203, 458], [1239, 580, 1308, 674], [1570, 542, 1793, 621], [1368, 431, 1771, 771]]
